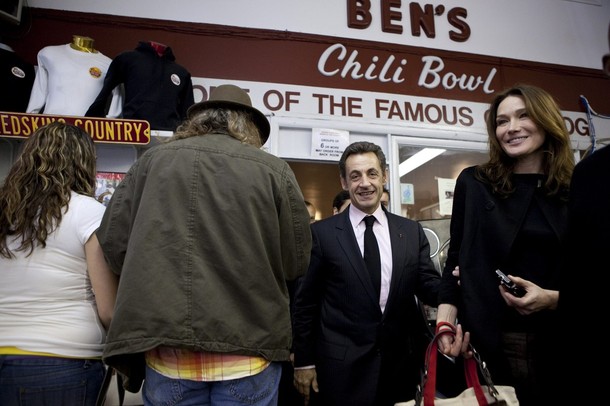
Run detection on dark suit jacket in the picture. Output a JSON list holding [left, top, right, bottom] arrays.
[[560, 145, 610, 404], [292, 208, 440, 406]]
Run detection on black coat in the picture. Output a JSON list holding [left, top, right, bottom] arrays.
[[439, 166, 568, 384], [0, 46, 35, 112], [560, 144, 610, 404]]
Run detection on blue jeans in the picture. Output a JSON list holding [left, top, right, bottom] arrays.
[[143, 361, 281, 406], [0, 355, 105, 406]]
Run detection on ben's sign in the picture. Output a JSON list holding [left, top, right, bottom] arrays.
[[0, 112, 151, 145]]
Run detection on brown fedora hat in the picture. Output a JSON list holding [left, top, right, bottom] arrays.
[[187, 84, 271, 144]]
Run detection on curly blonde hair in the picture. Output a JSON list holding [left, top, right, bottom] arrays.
[[477, 84, 574, 199], [0, 122, 97, 258], [170, 108, 263, 148]]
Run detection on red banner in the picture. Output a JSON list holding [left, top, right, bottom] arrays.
[[0, 111, 151, 145]]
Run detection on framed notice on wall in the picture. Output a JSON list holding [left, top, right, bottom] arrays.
[[95, 172, 125, 206], [400, 183, 415, 205]]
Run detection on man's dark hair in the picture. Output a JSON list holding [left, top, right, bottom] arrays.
[[339, 141, 387, 179], [332, 190, 350, 211]]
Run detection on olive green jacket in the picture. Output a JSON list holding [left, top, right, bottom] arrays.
[[96, 132, 312, 392]]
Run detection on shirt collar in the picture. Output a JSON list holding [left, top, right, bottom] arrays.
[[348, 204, 387, 229]]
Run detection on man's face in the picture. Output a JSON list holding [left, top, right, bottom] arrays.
[[340, 152, 387, 215]]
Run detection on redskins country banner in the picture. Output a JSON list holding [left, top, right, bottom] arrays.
[[0, 111, 151, 145]]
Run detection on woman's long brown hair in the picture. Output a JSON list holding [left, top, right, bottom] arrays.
[[0, 122, 97, 258], [477, 84, 574, 199]]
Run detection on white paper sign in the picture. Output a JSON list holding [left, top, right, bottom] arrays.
[[437, 177, 457, 216], [311, 128, 350, 160]]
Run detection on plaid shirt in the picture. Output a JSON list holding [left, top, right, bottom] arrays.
[[145, 346, 270, 381]]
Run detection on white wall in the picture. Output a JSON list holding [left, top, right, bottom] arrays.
[[27, 0, 610, 70]]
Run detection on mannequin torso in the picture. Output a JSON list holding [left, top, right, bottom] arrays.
[[26, 37, 123, 116], [85, 41, 194, 130]]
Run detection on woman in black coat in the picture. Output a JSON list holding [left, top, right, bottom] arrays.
[[435, 84, 574, 406]]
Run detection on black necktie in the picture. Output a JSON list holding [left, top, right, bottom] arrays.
[[363, 215, 381, 297]]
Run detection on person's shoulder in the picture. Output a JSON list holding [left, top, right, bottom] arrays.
[[384, 212, 429, 238], [71, 191, 103, 203], [248, 145, 294, 168], [460, 165, 478, 176], [385, 211, 417, 226], [70, 192, 106, 213], [313, 211, 348, 229], [575, 144, 610, 174], [134, 142, 167, 164], [451, 165, 478, 185]]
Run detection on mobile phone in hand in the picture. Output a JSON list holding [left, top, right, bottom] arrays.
[[495, 269, 526, 297]]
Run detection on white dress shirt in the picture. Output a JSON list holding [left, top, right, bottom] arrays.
[[348, 204, 392, 312]]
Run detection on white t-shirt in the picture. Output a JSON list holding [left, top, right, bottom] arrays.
[[26, 44, 122, 117], [0, 192, 108, 358]]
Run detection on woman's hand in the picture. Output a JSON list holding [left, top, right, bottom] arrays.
[[435, 304, 472, 358], [498, 275, 559, 315], [437, 323, 472, 358], [452, 266, 460, 286]]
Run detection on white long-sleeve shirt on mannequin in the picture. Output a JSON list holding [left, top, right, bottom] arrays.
[[26, 44, 122, 117]]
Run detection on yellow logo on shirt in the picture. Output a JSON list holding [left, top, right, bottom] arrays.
[[89, 67, 102, 78]]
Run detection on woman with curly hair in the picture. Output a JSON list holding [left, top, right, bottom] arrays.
[[0, 122, 118, 405], [435, 84, 574, 405]]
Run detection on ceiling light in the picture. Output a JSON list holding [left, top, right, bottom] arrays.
[[399, 148, 446, 176]]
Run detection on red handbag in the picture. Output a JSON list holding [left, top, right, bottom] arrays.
[[396, 326, 519, 406]]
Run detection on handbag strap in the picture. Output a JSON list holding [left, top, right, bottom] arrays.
[[422, 327, 461, 406], [420, 325, 491, 406], [468, 344, 503, 404], [464, 357, 487, 404], [96, 366, 113, 406], [95, 367, 124, 406]]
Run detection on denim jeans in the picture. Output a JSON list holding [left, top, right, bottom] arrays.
[[0, 355, 105, 406], [143, 361, 282, 406]]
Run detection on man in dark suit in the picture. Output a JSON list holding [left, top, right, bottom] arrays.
[[292, 141, 442, 406]]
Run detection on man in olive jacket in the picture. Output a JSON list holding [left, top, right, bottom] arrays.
[[96, 85, 312, 403]]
